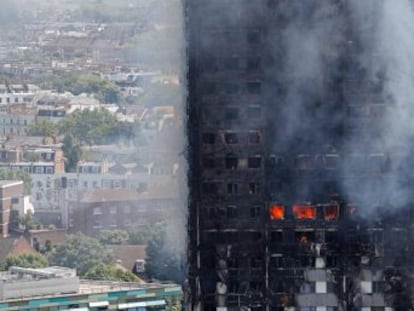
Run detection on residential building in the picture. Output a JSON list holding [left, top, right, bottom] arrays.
[[0, 84, 40, 106], [0, 104, 37, 137], [0, 266, 182, 311], [0, 180, 24, 237], [186, 1, 414, 310], [69, 184, 181, 236]]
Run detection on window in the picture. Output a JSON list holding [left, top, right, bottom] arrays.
[[247, 106, 261, 119], [109, 206, 117, 214], [124, 205, 131, 214], [249, 183, 260, 194], [35, 166, 43, 174], [35, 192, 42, 201], [250, 205, 261, 217], [227, 205, 237, 218], [14, 97, 18, 103], [247, 56, 261, 71], [202, 157, 215, 169], [225, 107, 238, 120], [202, 182, 218, 194], [93, 207, 102, 215], [223, 57, 240, 70], [11, 197, 19, 204], [202, 133, 215, 144], [93, 219, 102, 228], [248, 156, 262, 168], [224, 132, 239, 144], [225, 156, 238, 169], [247, 82, 261, 94], [45, 167, 54, 174], [248, 131, 261, 144], [247, 31, 261, 44], [93, 181, 98, 188], [226, 183, 238, 194]]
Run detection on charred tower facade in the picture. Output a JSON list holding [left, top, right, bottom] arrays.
[[187, 1, 414, 310]]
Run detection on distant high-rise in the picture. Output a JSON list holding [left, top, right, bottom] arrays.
[[186, 1, 414, 310]]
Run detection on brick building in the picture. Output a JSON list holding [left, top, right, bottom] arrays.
[[0, 180, 24, 237]]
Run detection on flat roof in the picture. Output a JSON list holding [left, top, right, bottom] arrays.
[[0, 180, 23, 187]]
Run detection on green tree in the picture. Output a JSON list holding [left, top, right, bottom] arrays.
[[145, 223, 185, 283], [19, 211, 40, 232], [99, 229, 128, 245], [27, 120, 58, 137], [84, 263, 139, 282], [61, 134, 82, 172], [3, 253, 48, 270], [0, 169, 31, 194], [58, 108, 117, 145], [48, 233, 114, 275]]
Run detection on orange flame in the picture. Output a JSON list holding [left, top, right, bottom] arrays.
[[270, 205, 285, 220], [292, 204, 316, 219], [299, 235, 308, 243], [325, 203, 339, 220]]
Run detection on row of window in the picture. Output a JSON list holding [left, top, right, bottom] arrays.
[[202, 131, 261, 145], [201, 55, 262, 72], [202, 181, 261, 195], [202, 155, 262, 169], [0, 118, 31, 125], [93, 206, 132, 215], [201, 81, 262, 96], [203, 105, 262, 122], [3, 165, 55, 174]]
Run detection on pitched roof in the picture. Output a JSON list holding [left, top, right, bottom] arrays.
[[107, 244, 147, 271], [0, 236, 36, 265]]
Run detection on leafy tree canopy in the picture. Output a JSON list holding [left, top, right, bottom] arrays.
[[3, 253, 48, 270], [145, 223, 185, 284], [84, 263, 139, 282], [27, 120, 58, 137], [99, 229, 129, 245], [48, 233, 114, 275], [0, 169, 31, 195]]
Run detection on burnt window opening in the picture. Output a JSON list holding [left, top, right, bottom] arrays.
[[269, 155, 283, 169], [247, 81, 262, 94], [224, 83, 240, 95], [207, 207, 215, 219], [216, 206, 226, 218], [323, 154, 338, 169], [270, 231, 283, 242], [373, 281, 385, 293], [202, 133, 216, 144], [295, 231, 315, 243], [295, 154, 315, 170], [224, 132, 239, 144], [247, 31, 261, 44], [223, 56, 240, 70], [227, 183, 239, 194], [225, 107, 239, 120], [228, 257, 240, 269], [325, 231, 338, 244], [327, 256, 338, 267], [250, 256, 263, 268], [227, 205, 237, 218], [202, 157, 215, 169], [202, 182, 218, 195], [225, 156, 238, 169], [248, 131, 261, 144], [270, 257, 283, 268], [248, 156, 262, 168], [247, 106, 261, 119], [203, 82, 217, 95], [250, 205, 261, 217], [249, 281, 262, 291], [249, 182, 260, 195], [247, 56, 261, 71]]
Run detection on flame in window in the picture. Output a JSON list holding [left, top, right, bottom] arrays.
[[292, 204, 316, 219], [270, 204, 285, 220], [325, 203, 339, 220]]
